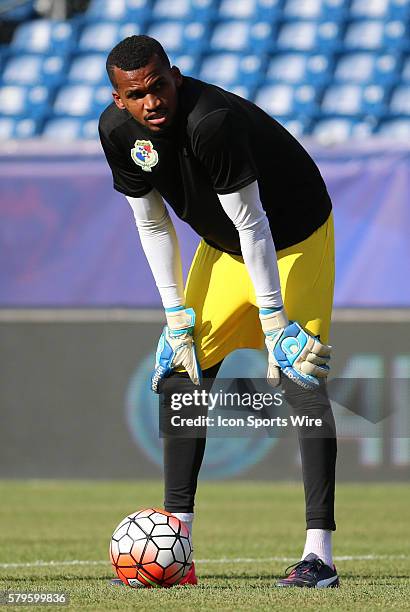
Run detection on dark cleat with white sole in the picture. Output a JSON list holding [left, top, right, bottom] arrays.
[[276, 553, 339, 588]]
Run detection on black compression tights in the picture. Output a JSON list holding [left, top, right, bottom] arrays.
[[161, 363, 337, 530]]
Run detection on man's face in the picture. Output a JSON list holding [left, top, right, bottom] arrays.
[[111, 55, 182, 132]]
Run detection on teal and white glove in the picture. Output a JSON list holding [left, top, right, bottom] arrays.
[[151, 306, 202, 393], [259, 307, 331, 390]]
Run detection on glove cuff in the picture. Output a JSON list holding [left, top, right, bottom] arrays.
[[259, 307, 289, 334], [165, 307, 195, 331]]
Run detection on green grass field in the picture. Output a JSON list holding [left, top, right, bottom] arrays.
[[0, 481, 409, 611]]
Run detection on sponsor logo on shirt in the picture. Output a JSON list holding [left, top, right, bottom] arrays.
[[130, 140, 159, 172]]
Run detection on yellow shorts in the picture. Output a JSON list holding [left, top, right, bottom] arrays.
[[185, 212, 335, 371]]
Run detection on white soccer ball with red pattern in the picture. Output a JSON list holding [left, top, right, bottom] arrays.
[[110, 508, 193, 588]]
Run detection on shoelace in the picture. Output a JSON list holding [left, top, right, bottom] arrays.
[[284, 558, 324, 579]]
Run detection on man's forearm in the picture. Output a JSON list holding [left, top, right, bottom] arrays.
[[126, 191, 184, 309], [217, 181, 283, 309]]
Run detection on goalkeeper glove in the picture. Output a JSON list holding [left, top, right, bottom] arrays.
[[151, 307, 202, 393], [259, 307, 331, 391]]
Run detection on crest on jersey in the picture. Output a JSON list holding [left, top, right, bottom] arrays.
[[130, 139, 158, 172]]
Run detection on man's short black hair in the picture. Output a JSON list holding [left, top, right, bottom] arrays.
[[106, 35, 170, 88]]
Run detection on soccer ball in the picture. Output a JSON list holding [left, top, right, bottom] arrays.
[[110, 508, 193, 588]]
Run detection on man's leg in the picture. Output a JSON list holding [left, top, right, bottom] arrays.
[[282, 378, 336, 565], [161, 361, 222, 517]]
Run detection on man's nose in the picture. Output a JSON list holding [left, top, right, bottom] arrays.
[[144, 94, 161, 110]]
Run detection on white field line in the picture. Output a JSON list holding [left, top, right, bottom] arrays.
[[0, 555, 408, 569]]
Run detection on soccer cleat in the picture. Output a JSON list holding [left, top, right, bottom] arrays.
[[276, 553, 339, 588], [179, 562, 198, 586]]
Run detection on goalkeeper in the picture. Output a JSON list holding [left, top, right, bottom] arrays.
[[100, 35, 338, 589]]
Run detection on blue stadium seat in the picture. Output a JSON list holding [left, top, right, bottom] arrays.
[[78, 22, 142, 53], [266, 53, 332, 85], [11, 20, 77, 55], [350, 0, 389, 18], [279, 117, 311, 137], [219, 0, 256, 19], [283, 0, 348, 20], [0, 85, 51, 118], [344, 20, 408, 51], [344, 20, 384, 50], [85, 0, 151, 21], [153, 0, 190, 19], [42, 117, 99, 140], [148, 21, 209, 54], [227, 84, 254, 99], [53, 84, 112, 117], [321, 83, 388, 116], [199, 54, 265, 87], [377, 117, 410, 138], [389, 85, 410, 114], [312, 117, 375, 142], [0, 117, 39, 139], [334, 53, 400, 85], [276, 20, 342, 51], [168, 54, 200, 77], [255, 83, 318, 117], [351, 0, 410, 19], [2, 54, 66, 86], [68, 54, 108, 84], [210, 20, 276, 53]]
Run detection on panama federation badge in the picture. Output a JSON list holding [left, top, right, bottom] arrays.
[[130, 139, 159, 172]]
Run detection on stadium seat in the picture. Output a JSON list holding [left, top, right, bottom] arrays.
[[53, 84, 112, 117], [334, 53, 401, 85], [85, 0, 151, 22], [227, 84, 254, 99], [42, 117, 99, 140], [2, 54, 66, 86], [0, 84, 51, 118], [210, 20, 276, 53], [312, 117, 375, 142], [199, 53, 265, 87], [148, 21, 209, 54], [344, 20, 384, 50], [321, 83, 388, 116], [389, 85, 410, 114], [68, 54, 108, 84], [78, 22, 142, 53], [168, 54, 200, 78], [219, 0, 256, 19], [276, 21, 342, 51], [283, 0, 348, 20], [344, 20, 408, 51], [153, 0, 190, 19], [351, 0, 410, 19], [0, 117, 39, 139], [350, 0, 390, 18], [255, 83, 318, 117], [377, 117, 410, 138], [11, 20, 77, 55], [266, 53, 332, 85], [279, 116, 311, 137]]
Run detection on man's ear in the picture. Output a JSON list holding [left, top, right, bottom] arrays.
[[170, 66, 183, 88], [112, 91, 126, 110]]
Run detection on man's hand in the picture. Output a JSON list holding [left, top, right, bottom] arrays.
[[151, 307, 202, 393], [259, 308, 331, 390]]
